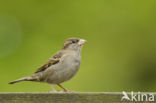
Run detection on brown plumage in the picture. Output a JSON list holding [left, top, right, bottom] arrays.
[[9, 37, 86, 92]]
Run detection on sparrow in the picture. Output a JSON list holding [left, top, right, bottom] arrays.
[[9, 37, 86, 92]]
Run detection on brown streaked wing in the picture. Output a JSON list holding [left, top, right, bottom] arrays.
[[34, 51, 63, 73]]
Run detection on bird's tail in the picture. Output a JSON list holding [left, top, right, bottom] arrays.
[[8, 75, 38, 84]]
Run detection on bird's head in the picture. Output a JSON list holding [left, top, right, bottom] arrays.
[[62, 38, 86, 51]]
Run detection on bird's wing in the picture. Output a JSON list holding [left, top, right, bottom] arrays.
[[34, 51, 63, 73]]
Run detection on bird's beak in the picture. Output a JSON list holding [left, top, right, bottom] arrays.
[[78, 39, 87, 46]]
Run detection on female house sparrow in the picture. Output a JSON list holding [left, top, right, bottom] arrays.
[[9, 38, 86, 92]]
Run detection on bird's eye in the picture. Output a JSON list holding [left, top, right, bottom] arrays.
[[72, 41, 76, 43]]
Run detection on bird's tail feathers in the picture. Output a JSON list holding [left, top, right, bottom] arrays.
[[8, 76, 37, 84]]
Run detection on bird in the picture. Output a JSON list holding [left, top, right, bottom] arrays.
[[9, 37, 86, 92]]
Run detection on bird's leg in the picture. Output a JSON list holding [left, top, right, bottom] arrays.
[[57, 84, 68, 92], [50, 84, 57, 92]]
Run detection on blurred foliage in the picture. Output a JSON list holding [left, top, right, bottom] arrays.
[[0, 0, 156, 92]]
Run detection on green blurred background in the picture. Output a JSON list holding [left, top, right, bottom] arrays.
[[0, 0, 156, 92]]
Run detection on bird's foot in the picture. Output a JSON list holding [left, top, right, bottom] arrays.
[[63, 89, 76, 93], [49, 91, 56, 93], [48, 89, 59, 93], [49, 90, 76, 93], [50, 91, 65, 93]]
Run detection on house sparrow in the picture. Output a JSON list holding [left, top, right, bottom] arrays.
[[9, 38, 86, 92]]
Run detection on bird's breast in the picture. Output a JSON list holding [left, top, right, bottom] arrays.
[[60, 53, 81, 76], [44, 53, 81, 84]]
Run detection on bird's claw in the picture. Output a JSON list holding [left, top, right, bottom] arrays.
[[49, 90, 76, 93]]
